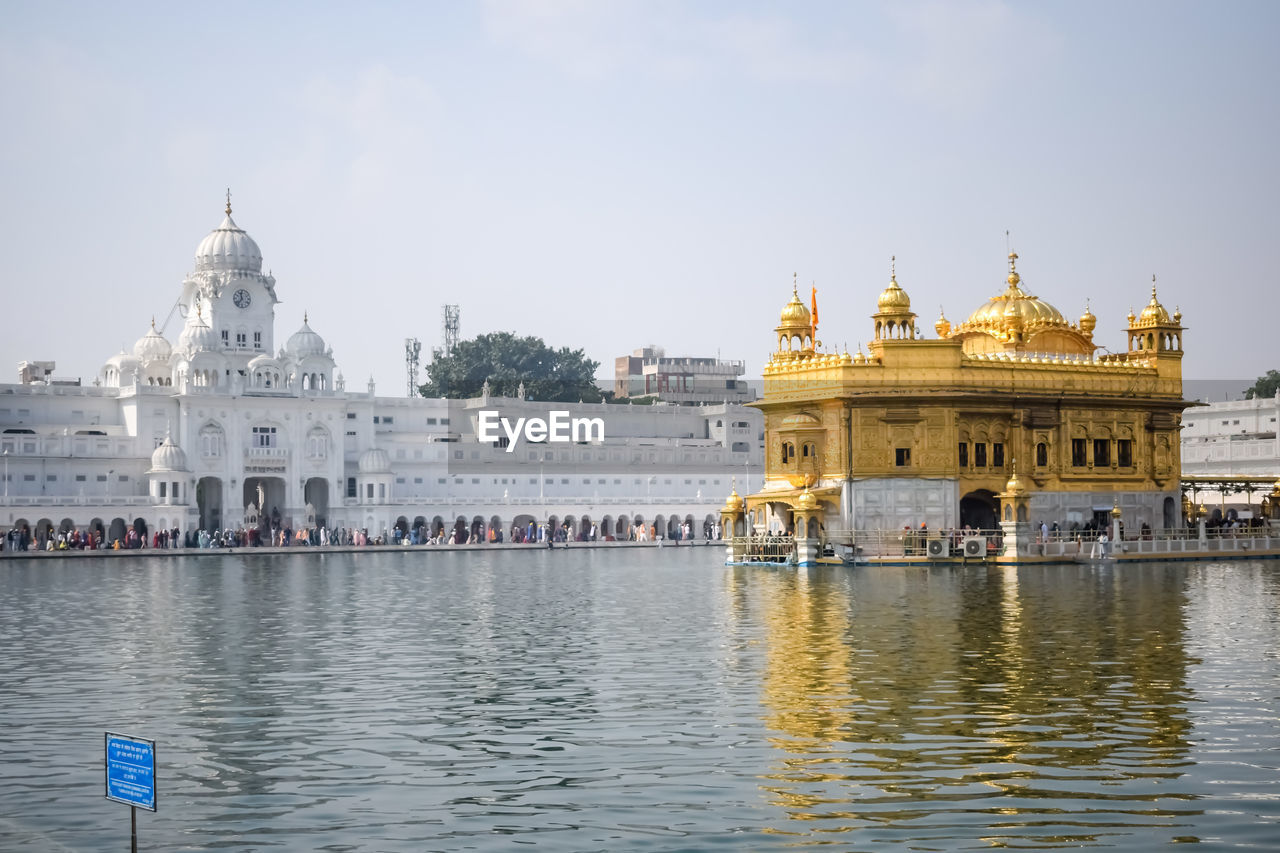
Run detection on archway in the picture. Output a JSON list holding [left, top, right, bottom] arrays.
[[453, 516, 468, 544], [653, 514, 665, 540], [304, 478, 329, 528], [489, 515, 502, 542], [36, 518, 53, 547], [108, 518, 127, 544], [431, 516, 445, 538], [960, 490, 998, 530], [470, 515, 485, 543], [579, 515, 592, 540], [563, 515, 576, 541], [1163, 496, 1176, 530], [600, 515, 613, 540], [196, 476, 223, 532], [243, 477, 286, 530], [512, 514, 536, 542]]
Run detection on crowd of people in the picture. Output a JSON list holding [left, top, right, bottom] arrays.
[[1, 517, 724, 553]]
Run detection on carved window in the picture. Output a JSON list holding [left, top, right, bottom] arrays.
[[1071, 439, 1087, 467], [1117, 439, 1133, 468], [895, 448, 911, 467], [199, 424, 224, 458], [1036, 442, 1048, 467], [781, 442, 795, 464], [958, 442, 968, 467], [802, 442, 816, 459], [1093, 439, 1110, 467], [974, 442, 987, 467], [992, 443, 1004, 468]]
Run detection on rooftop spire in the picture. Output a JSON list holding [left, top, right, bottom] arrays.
[[225, 187, 232, 217]]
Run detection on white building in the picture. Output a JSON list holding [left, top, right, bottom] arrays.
[[1, 201, 763, 546], [1181, 392, 1280, 508]]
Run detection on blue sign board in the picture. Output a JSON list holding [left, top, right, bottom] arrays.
[[105, 733, 156, 811]]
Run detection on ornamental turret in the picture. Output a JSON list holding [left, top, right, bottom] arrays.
[[1126, 276, 1183, 357], [872, 256, 917, 341], [774, 277, 813, 357]]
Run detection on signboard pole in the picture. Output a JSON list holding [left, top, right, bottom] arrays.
[[105, 732, 156, 851]]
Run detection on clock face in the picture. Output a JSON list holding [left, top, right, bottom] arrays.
[[233, 289, 252, 309]]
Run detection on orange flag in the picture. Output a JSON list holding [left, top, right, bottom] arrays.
[[810, 284, 819, 338]]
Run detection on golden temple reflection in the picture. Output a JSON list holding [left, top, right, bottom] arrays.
[[741, 564, 1197, 835]]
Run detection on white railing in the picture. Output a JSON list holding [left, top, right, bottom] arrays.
[[0, 495, 149, 508], [245, 447, 289, 458], [344, 495, 725, 508]]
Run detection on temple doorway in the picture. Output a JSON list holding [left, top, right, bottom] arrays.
[[244, 477, 287, 530], [196, 476, 222, 532], [960, 490, 998, 530]]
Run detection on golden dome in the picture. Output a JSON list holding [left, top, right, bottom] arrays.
[[1173, 306, 1182, 325], [778, 287, 811, 329], [1079, 301, 1096, 335], [1004, 470, 1028, 496], [1137, 279, 1171, 326], [960, 253, 1068, 335], [877, 257, 912, 313], [796, 488, 818, 510], [934, 307, 951, 337], [723, 479, 745, 512]]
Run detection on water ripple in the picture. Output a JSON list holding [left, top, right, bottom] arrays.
[[2, 553, 1278, 850]]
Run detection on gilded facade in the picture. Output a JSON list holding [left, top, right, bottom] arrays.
[[744, 256, 1189, 535]]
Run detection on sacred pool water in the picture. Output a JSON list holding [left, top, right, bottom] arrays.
[[2, 548, 1277, 851]]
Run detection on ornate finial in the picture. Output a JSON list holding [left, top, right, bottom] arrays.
[[150, 315, 156, 330], [792, 272, 798, 294], [225, 188, 232, 216], [1151, 274, 1158, 299], [890, 255, 896, 280], [1006, 250, 1021, 288], [304, 311, 309, 324], [196, 303, 203, 319], [730, 475, 737, 491]]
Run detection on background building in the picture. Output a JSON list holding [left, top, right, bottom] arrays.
[[614, 346, 752, 405]]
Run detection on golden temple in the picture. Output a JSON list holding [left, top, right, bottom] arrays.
[[729, 254, 1189, 542]]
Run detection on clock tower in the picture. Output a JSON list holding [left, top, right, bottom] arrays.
[[178, 192, 280, 374]]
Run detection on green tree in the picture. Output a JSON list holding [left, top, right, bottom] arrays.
[[419, 332, 604, 402], [1245, 369, 1280, 399]]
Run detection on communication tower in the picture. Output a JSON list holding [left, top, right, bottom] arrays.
[[404, 337, 421, 397], [442, 304, 460, 357]]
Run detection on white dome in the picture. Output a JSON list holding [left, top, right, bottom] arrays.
[[133, 322, 172, 364], [194, 208, 263, 273], [177, 311, 218, 353], [149, 435, 189, 472], [358, 447, 391, 473], [105, 349, 142, 375], [247, 352, 279, 369], [287, 317, 328, 359]]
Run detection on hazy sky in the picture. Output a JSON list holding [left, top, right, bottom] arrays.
[[2, 1, 1276, 393]]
